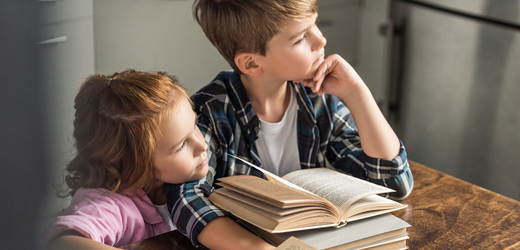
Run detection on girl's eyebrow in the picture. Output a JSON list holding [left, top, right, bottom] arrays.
[[168, 112, 198, 153], [169, 131, 188, 152]]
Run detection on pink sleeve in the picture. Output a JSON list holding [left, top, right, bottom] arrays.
[[46, 189, 147, 247]]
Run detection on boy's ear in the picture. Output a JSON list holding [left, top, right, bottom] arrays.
[[235, 52, 262, 76]]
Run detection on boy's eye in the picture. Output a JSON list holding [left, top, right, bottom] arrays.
[[294, 35, 306, 45]]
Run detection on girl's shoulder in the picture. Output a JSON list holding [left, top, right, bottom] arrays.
[[72, 188, 127, 201], [48, 188, 161, 246], [67, 188, 151, 213]]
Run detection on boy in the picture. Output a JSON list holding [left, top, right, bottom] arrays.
[[166, 0, 414, 249]]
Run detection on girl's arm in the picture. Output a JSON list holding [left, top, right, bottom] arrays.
[[47, 231, 120, 250]]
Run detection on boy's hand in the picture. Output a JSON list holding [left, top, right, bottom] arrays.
[[297, 54, 364, 100], [298, 54, 400, 161]]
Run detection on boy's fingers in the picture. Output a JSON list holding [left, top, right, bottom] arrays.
[[313, 58, 334, 92], [297, 79, 313, 88], [313, 77, 324, 93]]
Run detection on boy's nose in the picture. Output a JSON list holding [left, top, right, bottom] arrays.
[[312, 27, 327, 51]]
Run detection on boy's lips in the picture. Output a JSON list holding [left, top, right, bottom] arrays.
[[314, 53, 325, 65]]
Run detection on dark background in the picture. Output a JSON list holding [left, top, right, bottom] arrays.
[[0, 1, 49, 249]]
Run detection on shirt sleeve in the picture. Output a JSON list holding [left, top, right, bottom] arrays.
[[165, 179, 227, 248], [45, 189, 146, 246], [325, 96, 414, 199]]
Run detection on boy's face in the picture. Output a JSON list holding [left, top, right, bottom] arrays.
[[154, 99, 209, 185], [257, 13, 326, 82]]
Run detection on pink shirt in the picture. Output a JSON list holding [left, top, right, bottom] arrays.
[[46, 188, 171, 247]]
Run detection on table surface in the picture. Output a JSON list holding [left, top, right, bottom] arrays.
[[123, 161, 520, 250]]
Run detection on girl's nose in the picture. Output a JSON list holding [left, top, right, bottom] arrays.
[[193, 127, 208, 156]]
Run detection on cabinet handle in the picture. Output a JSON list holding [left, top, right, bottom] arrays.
[[38, 36, 67, 45]]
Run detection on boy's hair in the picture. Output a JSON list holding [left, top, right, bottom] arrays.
[[193, 0, 318, 74], [63, 69, 191, 196]]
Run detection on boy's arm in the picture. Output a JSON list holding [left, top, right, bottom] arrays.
[[166, 180, 275, 249], [198, 217, 276, 250], [300, 54, 413, 199], [308, 54, 399, 160]]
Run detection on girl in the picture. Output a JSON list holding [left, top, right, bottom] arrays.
[[46, 70, 209, 249]]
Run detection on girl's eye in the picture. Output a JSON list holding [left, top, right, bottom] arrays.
[[294, 35, 306, 45], [176, 141, 186, 152]]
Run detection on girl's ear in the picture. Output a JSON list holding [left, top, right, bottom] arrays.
[[235, 52, 262, 77]]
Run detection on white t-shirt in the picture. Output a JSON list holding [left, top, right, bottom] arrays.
[[154, 204, 176, 231], [256, 87, 301, 177]]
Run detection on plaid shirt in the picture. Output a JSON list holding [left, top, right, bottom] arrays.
[[166, 70, 413, 247]]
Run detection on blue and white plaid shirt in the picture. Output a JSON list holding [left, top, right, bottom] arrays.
[[166, 70, 413, 247]]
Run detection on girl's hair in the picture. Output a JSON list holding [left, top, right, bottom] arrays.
[[193, 0, 318, 74], [63, 69, 190, 197]]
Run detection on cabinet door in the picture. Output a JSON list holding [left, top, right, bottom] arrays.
[[355, 0, 391, 106]]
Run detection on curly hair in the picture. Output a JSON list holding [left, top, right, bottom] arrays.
[[63, 69, 190, 197]]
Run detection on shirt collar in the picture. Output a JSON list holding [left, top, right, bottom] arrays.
[[226, 72, 261, 143]]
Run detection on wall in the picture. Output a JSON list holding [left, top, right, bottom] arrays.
[[93, 0, 229, 95], [93, 0, 365, 95]]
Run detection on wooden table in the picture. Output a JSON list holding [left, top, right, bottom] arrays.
[[124, 161, 520, 249], [392, 161, 520, 249]]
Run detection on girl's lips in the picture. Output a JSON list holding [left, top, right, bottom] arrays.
[[197, 156, 208, 168]]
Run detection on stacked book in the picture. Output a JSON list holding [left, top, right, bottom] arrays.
[[209, 157, 411, 249]]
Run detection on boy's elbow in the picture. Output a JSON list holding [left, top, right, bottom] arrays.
[[391, 162, 414, 200], [389, 177, 414, 200], [390, 185, 413, 200]]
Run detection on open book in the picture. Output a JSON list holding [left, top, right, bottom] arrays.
[[208, 157, 407, 233]]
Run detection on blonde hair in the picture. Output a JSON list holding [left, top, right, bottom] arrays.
[[193, 0, 318, 73], [63, 70, 191, 196]]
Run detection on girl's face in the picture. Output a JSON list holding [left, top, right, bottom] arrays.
[[154, 99, 209, 186]]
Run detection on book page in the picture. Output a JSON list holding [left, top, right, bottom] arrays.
[[210, 190, 340, 232], [216, 175, 333, 209], [214, 188, 321, 216], [282, 168, 394, 212], [276, 237, 318, 250], [229, 155, 314, 195], [343, 195, 406, 221]]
